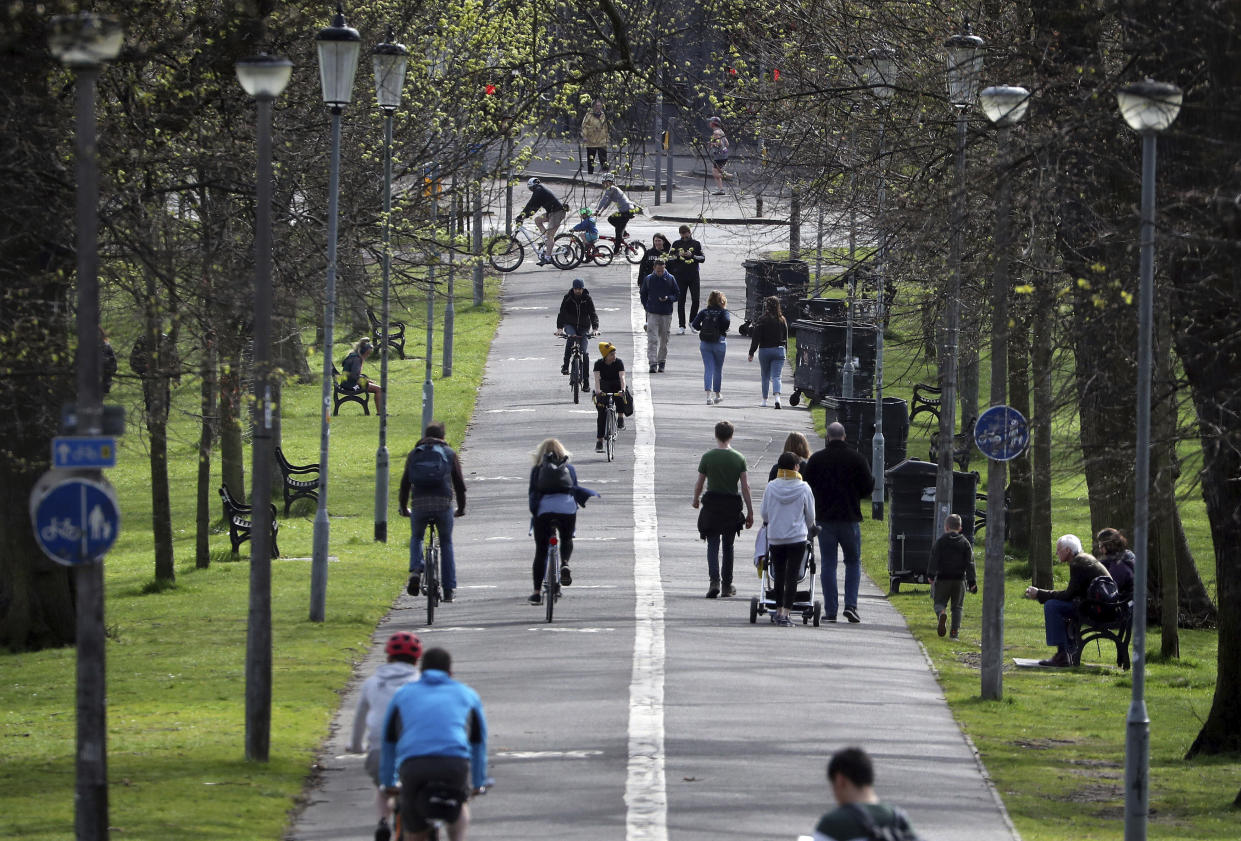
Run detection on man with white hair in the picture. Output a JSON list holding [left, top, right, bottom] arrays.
[[1023, 534, 1114, 667]]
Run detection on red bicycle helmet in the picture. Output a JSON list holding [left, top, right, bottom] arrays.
[[384, 631, 423, 661]]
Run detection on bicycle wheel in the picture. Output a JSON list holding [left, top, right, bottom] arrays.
[[487, 236, 524, 272], [591, 243, 614, 267], [605, 406, 616, 462], [551, 234, 582, 270], [570, 355, 581, 404], [623, 239, 647, 265], [426, 533, 439, 626], [545, 539, 558, 623]]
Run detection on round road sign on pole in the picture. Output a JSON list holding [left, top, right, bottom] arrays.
[[973, 405, 1030, 462], [29, 471, 120, 565]]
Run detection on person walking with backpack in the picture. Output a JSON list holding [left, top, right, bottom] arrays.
[[527, 438, 599, 604], [746, 295, 788, 408], [399, 422, 467, 602], [1022, 534, 1114, 667], [690, 289, 731, 404]]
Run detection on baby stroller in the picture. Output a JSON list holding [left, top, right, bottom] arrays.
[[749, 525, 822, 626]]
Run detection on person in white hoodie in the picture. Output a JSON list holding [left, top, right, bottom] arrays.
[[761, 452, 817, 626], [350, 631, 422, 841]]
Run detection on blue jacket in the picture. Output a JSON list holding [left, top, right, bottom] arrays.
[[379, 670, 488, 790], [640, 270, 679, 315], [528, 462, 600, 515]]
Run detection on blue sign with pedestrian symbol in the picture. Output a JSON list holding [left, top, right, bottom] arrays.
[[52, 436, 117, 469], [973, 406, 1030, 462], [31, 477, 120, 566]]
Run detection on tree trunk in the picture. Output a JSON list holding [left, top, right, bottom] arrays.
[[1006, 302, 1033, 553], [0, 479, 77, 651], [142, 289, 175, 584], [196, 331, 217, 569], [219, 332, 246, 500], [1028, 214, 1055, 589]]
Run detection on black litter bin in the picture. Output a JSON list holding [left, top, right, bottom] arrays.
[[744, 258, 809, 322], [884, 459, 979, 593], [789, 320, 877, 403], [794, 297, 847, 322], [820, 395, 909, 471]]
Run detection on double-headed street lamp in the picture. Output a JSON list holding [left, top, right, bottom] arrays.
[[977, 84, 1030, 702], [1117, 78, 1181, 841], [310, 3, 361, 622], [372, 32, 408, 544], [48, 13, 123, 839], [934, 21, 985, 539], [236, 51, 293, 763]]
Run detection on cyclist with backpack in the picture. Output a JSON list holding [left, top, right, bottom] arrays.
[[1022, 534, 1116, 667], [527, 438, 599, 604], [810, 746, 924, 841], [399, 422, 467, 603], [516, 176, 567, 266], [690, 289, 731, 405]]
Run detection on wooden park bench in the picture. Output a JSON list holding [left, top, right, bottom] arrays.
[[1073, 600, 1134, 670], [274, 447, 319, 516], [219, 484, 279, 557], [368, 307, 407, 360], [332, 366, 371, 415]]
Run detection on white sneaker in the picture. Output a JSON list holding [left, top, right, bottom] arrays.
[[761, 399, 768, 407], [678, 327, 686, 335], [774, 398, 781, 409], [713, 393, 723, 404], [706, 393, 714, 405]]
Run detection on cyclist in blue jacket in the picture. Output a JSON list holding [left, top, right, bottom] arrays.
[[380, 647, 489, 841]]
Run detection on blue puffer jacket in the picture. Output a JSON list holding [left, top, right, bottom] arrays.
[[379, 670, 488, 790], [640, 270, 680, 315]]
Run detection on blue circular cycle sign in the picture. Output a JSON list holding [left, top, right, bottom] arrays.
[[974, 405, 1030, 462], [29, 473, 120, 566]]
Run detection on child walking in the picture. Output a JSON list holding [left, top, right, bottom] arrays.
[[927, 514, 977, 638]]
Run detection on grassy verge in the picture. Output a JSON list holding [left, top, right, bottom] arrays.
[[0, 275, 500, 841], [808, 317, 1239, 839]]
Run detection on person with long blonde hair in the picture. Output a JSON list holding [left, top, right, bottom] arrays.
[[527, 438, 598, 604]]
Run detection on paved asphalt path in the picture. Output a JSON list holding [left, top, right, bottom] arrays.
[[289, 196, 1019, 841]]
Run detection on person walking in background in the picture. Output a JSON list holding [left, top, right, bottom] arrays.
[[555, 278, 599, 376], [526, 438, 599, 604], [692, 420, 755, 598], [761, 452, 816, 626], [928, 514, 977, 639], [581, 98, 610, 174], [399, 422, 467, 603], [637, 232, 673, 284], [690, 289, 731, 405], [349, 631, 422, 841], [746, 295, 788, 408], [809, 747, 922, 841], [707, 116, 729, 195], [802, 422, 874, 623], [767, 432, 811, 480], [672, 224, 705, 333], [639, 259, 679, 373]]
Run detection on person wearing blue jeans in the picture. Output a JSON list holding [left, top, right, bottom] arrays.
[[399, 422, 467, 602], [691, 289, 731, 404], [1024, 534, 1115, 667], [747, 295, 789, 408], [802, 422, 874, 622]]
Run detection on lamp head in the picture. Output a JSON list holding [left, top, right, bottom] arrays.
[[316, 2, 362, 109], [48, 13, 123, 68], [865, 46, 898, 103], [236, 53, 294, 100], [1117, 79, 1182, 133], [372, 29, 409, 111], [979, 85, 1030, 127], [945, 20, 985, 108]]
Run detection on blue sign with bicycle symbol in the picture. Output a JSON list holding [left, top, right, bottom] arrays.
[[30, 475, 120, 566], [973, 405, 1030, 462]]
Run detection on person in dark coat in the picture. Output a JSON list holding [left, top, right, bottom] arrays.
[[1023, 534, 1114, 667], [928, 513, 978, 638], [1093, 527, 1136, 601], [555, 278, 599, 375], [671, 224, 705, 332], [802, 422, 875, 623]]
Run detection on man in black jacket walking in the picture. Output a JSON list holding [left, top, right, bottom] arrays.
[[802, 422, 874, 623], [555, 278, 599, 374]]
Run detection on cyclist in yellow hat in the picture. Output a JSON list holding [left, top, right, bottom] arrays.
[[592, 341, 630, 452]]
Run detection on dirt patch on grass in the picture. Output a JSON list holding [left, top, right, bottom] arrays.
[[1009, 738, 1076, 749]]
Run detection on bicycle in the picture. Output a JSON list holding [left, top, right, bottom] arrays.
[[542, 519, 563, 623], [597, 391, 623, 462], [419, 520, 441, 626], [486, 221, 577, 272], [562, 232, 615, 267], [390, 780, 491, 841], [556, 330, 595, 404], [596, 229, 647, 264]]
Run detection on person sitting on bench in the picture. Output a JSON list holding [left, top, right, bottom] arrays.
[[342, 338, 384, 414], [1093, 527, 1136, 602], [1023, 534, 1114, 667]]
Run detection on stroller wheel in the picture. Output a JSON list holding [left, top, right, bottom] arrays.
[[812, 601, 822, 627], [749, 597, 758, 624]]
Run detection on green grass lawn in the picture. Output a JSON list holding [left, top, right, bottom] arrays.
[[0, 275, 500, 841]]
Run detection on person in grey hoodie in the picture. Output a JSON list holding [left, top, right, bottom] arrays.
[[760, 452, 817, 626], [349, 631, 422, 841], [927, 514, 977, 639]]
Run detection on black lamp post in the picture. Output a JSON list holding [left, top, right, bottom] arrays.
[[977, 83, 1030, 702], [935, 21, 984, 539], [311, 2, 361, 622], [236, 52, 293, 762], [421, 40, 447, 434], [1116, 78, 1181, 841], [372, 31, 408, 544], [48, 13, 122, 839]]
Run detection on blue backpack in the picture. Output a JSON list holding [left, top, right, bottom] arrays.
[[408, 443, 451, 492]]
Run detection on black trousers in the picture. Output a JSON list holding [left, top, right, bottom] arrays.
[[677, 276, 700, 328], [586, 147, 608, 173], [532, 511, 576, 589], [769, 542, 806, 609]]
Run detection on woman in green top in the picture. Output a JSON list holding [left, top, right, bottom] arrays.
[[691, 420, 755, 597]]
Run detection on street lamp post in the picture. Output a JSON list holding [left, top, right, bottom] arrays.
[[1117, 78, 1181, 841], [310, 3, 361, 622], [48, 13, 123, 837], [977, 84, 1030, 702], [422, 43, 446, 433], [841, 54, 867, 400], [236, 52, 293, 762], [935, 21, 985, 538], [372, 32, 408, 544], [865, 46, 896, 520]]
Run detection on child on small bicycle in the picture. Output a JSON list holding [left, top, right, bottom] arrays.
[[592, 341, 632, 452], [528, 438, 599, 604], [571, 207, 599, 246]]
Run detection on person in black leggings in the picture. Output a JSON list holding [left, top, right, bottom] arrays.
[[527, 438, 598, 604], [761, 452, 817, 625], [592, 340, 629, 452]]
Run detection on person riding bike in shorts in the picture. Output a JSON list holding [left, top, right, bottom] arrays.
[[516, 177, 566, 266]]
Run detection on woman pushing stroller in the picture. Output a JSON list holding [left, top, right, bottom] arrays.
[[761, 452, 817, 626]]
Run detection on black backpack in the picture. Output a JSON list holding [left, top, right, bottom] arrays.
[[698, 309, 725, 342], [536, 453, 573, 492], [408, 443, 452, 492], [1082, 574, 1121, 622], [845, 803, 923, 841]]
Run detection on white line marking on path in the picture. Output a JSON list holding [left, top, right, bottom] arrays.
[[486, 408, 535, 413], [526, 626, 617, 633], [625, 263, 667, 841], [497, 750, 605, 759]]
